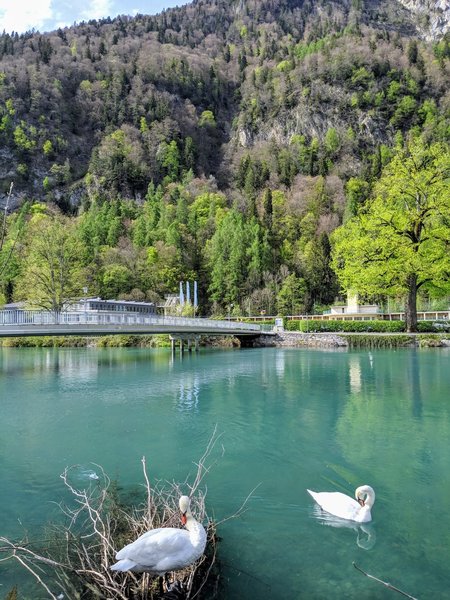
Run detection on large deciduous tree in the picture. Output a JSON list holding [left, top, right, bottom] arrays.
[[15, 209, 85, 313], [331, 138, 450, 332]]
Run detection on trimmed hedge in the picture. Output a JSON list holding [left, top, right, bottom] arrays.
[[285, 319, 450, 333], [286, 319, 405, 333], [416, 321, 450, 333]]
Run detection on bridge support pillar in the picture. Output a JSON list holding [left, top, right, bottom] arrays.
[[170, 335, 200, 355]]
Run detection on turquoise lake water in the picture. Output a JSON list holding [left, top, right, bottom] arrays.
[[1, 346, 449, 599]]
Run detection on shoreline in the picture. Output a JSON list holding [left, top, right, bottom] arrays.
[[252, 331, 450, 349], [1, 331, 450, 349]]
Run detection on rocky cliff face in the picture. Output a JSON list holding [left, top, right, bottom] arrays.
[[0, 0, 448, 207], [398, 0, 450, 39]]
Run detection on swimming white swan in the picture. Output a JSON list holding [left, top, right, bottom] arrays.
[[110, 495, 207, 574], [307, 485, 375, 523]]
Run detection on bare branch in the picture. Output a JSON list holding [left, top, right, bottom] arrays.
[[353, 562, 418, 599]]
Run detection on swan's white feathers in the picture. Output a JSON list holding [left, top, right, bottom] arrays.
[[307, 485, 375, 523], [115, 527, 196, 571], [110, 495, 207, 575]]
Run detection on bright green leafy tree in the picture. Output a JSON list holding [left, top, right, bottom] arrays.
[[331, 138, 450, 332], [15, 210, 85, 313]]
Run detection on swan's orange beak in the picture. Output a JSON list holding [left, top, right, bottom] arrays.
[[181, 513, 187, 525]]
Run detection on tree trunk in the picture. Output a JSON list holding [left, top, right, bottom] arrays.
[[405, 274, 418, 333]]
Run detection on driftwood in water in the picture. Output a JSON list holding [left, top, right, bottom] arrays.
[[353, 562, 418, 600]]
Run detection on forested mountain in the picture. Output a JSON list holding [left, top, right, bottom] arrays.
[[0, 0, 449, 318]]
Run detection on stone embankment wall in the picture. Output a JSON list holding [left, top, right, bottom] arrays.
[[254, 332, 348, 348], [252, 331, 450, 348]]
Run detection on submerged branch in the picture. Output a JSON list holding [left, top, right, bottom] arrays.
[[353, 562, 418, 599]]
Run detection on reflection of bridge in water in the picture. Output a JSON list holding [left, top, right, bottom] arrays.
[[0, 310, 268, 352]]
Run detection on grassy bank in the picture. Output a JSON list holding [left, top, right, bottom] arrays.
[[343, 334, 416, 348], [0, 334, 172, 348], [0, 334, 239, 349]]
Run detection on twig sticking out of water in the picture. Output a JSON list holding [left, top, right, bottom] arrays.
[[353, 562, 418, 600]]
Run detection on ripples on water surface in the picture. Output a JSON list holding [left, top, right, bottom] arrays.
[[1, 346, 450, 598]]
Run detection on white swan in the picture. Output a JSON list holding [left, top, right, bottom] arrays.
[[110, 495, 207, 574], [307, 485, 375, 523]]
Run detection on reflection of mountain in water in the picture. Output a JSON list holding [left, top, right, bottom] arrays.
[[310, 505, 376, 550]]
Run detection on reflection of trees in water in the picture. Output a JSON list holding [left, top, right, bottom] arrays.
[[0, 347, 99, 380], [409, 349, 422, 419]]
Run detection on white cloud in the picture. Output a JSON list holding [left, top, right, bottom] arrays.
[[80, 0, 113, 21], [0, 0, 53, 33], [0, 0, 180, 34]]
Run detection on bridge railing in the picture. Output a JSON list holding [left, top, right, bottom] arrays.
[[0, 310, 261, 332]]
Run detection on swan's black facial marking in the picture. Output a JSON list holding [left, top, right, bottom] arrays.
[[358, 498, 365, 507]]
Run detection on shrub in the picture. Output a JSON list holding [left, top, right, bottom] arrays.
[[285, 319, 406, 333], [417, 321, 450, 333], [285, 319, 450, 333]]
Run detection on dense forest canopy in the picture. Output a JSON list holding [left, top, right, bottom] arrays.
[[0, 0, 449, 322]]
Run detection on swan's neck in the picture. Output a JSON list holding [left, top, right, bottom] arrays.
[[363, 494, 375, 509], [185, 516, 207, 548]]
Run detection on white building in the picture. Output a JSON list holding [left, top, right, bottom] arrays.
[[71, 298, 157, 314], [329, 292, 379, 315]]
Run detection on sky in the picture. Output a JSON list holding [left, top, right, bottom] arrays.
[[0, 0, 187, 35]]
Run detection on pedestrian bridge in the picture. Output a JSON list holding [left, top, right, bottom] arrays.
[[0, 310, 265, 339]]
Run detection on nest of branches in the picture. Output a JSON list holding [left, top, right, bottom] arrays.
[[0, 432, 229, 599]]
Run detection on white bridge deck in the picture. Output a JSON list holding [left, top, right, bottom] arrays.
[[0, 310, 263, 338]]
